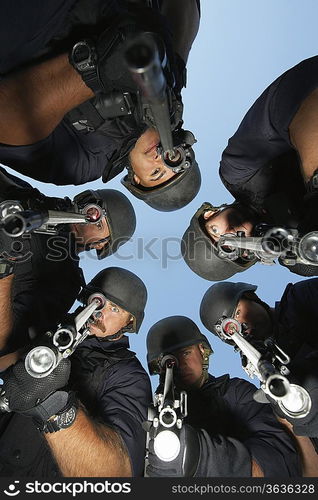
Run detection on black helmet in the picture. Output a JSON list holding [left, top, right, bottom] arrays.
[[121, 130, 201, 211], [82, 267, 147, 333], [199, 282, 258, 340], [73, 189, 136, 259], [181, 202, 257, 281], [146, 315, 212, 374]]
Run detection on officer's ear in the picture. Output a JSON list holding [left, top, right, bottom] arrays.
[[198, 343, 205, 357], [133, 174, 141, 185], [203, 210, 219, 220]]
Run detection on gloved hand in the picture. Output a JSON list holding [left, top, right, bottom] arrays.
[[72, 7, 175, 96], [278, 257, 318, 277], [0, 356, 71, 426], [3, 186, 73, 212], [146, 423, 200, 477], [73, 190, 96, 210], [94, 20, 140, 95]]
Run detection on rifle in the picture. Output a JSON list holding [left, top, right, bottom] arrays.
[[144, 355, 187, 474], [0, 292, 106, 412], [215, 317, 312, 419], [124, 32, 196, 173], [217, 224, 318, 267], [0, 199, 105, 237]]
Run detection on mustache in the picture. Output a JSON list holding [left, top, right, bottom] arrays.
[[89, 317, 106, 333]]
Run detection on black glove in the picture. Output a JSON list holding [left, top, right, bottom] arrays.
[[3, 186, 73, 212], [73, 190, 97, 210], [0, 357, 72, 426], [70, 6, 175, 96], [146, 424, 200, 477], [278, 257, 318, 277], [94, 20, 140, 95]]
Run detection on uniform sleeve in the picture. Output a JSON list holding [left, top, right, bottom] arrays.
[[219, 56, 318, 200], [226, 378, 301, 477], [195, 378, 300, 477], [0, 165, 33, 196], [194, 429, 252, 477], [96, 359, 152, 477], [276, 279, 318, 351], [0, 119, 114, 186]]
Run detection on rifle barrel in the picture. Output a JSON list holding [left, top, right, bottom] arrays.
[[125, 33, 175, 155]]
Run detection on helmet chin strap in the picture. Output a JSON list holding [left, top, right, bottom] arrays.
[[98, 318, 135, 342], [200, 346, 211, 386], [101, 330, 124, 342]]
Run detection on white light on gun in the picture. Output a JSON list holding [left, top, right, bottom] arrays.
[[25, 346, 57, 378], [279, 384, 312, 418], [154, 430, 180, 462]]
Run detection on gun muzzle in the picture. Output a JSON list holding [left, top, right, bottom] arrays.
[[159, 406, 178, 428], [53, 326, 76, 350], [263, 372, 290, 399], [1, 210, 49, 237], [160, 354, 178, 370]]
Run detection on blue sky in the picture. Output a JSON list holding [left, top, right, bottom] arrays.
[[2, 0, 318, 389]]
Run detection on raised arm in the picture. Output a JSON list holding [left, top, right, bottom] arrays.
[[224, 378, 301, 477], [45, 407, 131, 477], [220, 56, 318, 200], [0, 275, 14, 351], [289, 88, 318, 183], [0, 54, 93, 146]]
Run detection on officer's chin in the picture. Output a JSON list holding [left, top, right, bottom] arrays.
[[175, 374, 202, 391]]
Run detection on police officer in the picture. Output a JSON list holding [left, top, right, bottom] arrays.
[[0, 0, 201, 211], [199, 279, 318, 475], [145, 315, 300, 477], [0, 166, 136, 353], [0, 267, 152, 477], [182, 56, 318, 280]]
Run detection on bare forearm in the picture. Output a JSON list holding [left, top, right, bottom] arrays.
[[0, 54, 93, 146], [45, 408, 132, 477], [251, 459, 264, 477], [289, 88, 318, 183], [278, 417, 318, 477], [0, 274, 14, 350], [161, 0, 200, 63]]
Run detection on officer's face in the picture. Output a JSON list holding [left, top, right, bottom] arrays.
[[174, 344, 205, 388], [71, 217, 110, 252], [234, 297, 272, 340], [203, 208, 254, 242], [129, 128, 176, 187], [88, 299, 133, 340]]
